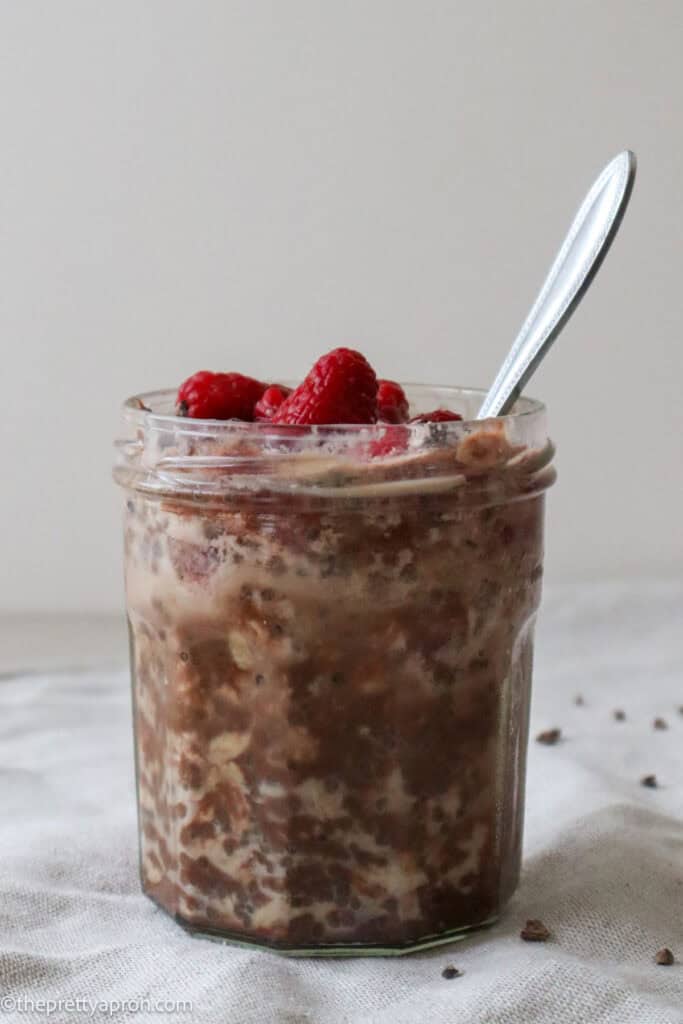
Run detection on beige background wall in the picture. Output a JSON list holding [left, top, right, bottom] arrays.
[[2, 1, 681, 612]]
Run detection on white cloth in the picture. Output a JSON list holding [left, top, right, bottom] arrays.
[[0, 583, 681, 1024]]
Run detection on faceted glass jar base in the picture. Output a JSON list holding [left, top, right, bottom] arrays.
[[145, 890, 500, 957]]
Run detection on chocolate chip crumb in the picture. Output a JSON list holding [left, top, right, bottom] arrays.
[[613, 709, 626, 721], [574, 695, 585, 706], [266, 555, 286, 576], [641, 774, 658, 789], [653, 717, 668, 730], [655, 947, 674, 965], [441, 965, 461, 979], [520, 919, 551, 942], [536, 728, 561, 746]]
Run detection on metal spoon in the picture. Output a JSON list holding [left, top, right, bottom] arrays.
[[477, 150, 636, 419]]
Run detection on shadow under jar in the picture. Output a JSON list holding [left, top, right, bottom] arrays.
[[114, 386, 555, 956]]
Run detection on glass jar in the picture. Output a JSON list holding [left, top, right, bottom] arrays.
[[114, 386, 555, 956]]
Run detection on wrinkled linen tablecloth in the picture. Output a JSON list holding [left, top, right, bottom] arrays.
[[0, 583, 681, 1024]]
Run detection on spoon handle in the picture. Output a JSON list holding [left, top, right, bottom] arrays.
[[477, 150, 637, 419]]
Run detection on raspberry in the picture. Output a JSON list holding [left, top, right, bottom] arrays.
[[273, 348, 378, 425], [370, 425, 410, 458], [254, 384, 292, 421], [176, 371, 267, 420], [410, 409, 463, 423], [376, 380, 409, 423]]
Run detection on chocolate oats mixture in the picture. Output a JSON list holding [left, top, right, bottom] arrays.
[[116, 388, 554, 951]]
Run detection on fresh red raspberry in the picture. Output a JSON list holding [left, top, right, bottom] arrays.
[[273, 348, 378, 425], [176, 371, 267, 420], [253, 384, 292, 421], [369, 425, 410, 458], [410, 409, 463, 423], [376, 380, 410, 423]]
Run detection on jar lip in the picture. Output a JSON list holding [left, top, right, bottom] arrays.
[[123, 384, 547, 434], [116, 384, 554, 504]]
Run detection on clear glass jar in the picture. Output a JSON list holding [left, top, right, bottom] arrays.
[[114, 386, 555, 956]]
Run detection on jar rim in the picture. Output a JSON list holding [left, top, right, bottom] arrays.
[[115, 384, 553, 506], [122, 384, 546, 435]]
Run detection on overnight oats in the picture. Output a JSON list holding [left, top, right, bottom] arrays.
[[113, 349, 555, 954]]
